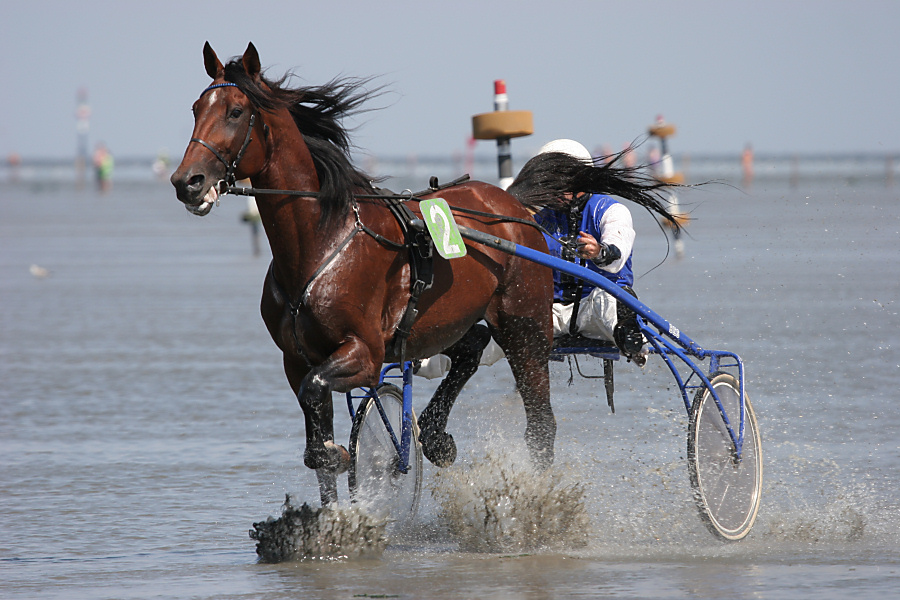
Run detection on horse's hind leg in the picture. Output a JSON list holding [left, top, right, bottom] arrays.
[[491, 316, 555, 470], [417, 323, 492, 467]]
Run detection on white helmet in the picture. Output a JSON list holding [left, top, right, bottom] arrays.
[[537, 139, 592, 163]]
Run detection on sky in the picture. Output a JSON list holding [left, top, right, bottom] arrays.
[[2, 0, 899, 164]]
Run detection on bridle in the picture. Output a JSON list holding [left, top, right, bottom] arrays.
[[189, 82, 258, 187]]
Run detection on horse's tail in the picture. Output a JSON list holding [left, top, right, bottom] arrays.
[[506, 149, 682, 230]]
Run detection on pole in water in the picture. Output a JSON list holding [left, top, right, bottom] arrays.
[[472, 80, 533, 190], [494, 80, 513, 190], [75, 87, 91, 190], [648, 115, 686, 258]]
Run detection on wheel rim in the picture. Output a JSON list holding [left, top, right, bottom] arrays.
[[349, 386, 422, 527], [689, 374, 762, 540]]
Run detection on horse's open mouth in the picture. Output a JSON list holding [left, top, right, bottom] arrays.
[[185, 185, 219, 216]]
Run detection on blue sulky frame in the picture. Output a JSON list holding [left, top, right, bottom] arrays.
[[346, 226, 747, 474], [345, 362, 417, 473]]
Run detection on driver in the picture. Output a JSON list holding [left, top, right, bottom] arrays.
[[530, 139, 646, 364], [415, 138, 647, 379]]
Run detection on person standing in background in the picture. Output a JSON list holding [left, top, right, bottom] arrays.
[[742, 143, 754, 189], [93, 143, 113, 193]]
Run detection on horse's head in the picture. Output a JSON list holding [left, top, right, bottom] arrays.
[[171, 42, 268, 216]]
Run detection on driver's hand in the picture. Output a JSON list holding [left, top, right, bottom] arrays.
[[575, 231, 600, 260]]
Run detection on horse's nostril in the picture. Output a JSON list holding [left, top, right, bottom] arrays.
[[187, 174, 205, 190]]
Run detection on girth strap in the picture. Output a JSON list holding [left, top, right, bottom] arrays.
[[383, 197, 434, 363]]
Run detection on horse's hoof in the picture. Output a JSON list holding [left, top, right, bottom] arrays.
[[421, 430, 457, 467], [324, 441, 351, 474], [304, 441, 351, 474], [528, 446, 555, 472]]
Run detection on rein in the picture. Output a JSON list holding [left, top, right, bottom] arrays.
[[216, 177, 552, 238], [190, 81, 548, 240]]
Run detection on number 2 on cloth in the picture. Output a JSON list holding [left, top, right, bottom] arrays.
[[420, 198, 467, 259]]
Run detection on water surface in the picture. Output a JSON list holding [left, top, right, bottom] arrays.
[[1, 179, 898, 598]]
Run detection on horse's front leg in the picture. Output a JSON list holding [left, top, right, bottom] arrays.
[[293, 365, 344, 505], [292, 339, 382, 505], [418, 323, 492, 467]]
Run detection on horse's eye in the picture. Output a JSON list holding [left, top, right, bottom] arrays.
[[230, 107, 243, 119]]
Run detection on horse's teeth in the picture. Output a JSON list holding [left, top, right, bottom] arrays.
[[203, 186, 218, 204]]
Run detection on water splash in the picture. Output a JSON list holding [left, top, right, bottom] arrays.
[[766, 503, 866, 543], [760, 453, 875, 544], [431, 450, 591, 553], [249, 495, 388, 563]]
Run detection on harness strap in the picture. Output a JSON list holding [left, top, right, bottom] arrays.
[[265, 219, 365, 365], [265, 262, 309, 368], [189, 137, 229, 167], [382, 198, 434, 363], [269, 195, 432, 364], [298, 222, 361, 306], [237, 173, 576, 362], [223, 175, 559, 243], [296, 199, 405, 304], [356, 219, 406, 249]]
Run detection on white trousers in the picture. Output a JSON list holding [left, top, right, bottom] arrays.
[[552, 288, 618, 341]]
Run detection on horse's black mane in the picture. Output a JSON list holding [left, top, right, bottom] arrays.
[[220, 57, 680, 233], [507, 149, 681, 230], [223, 58, 378, 224]]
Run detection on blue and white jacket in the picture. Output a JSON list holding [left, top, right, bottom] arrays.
[[534, 194, 635, 301]]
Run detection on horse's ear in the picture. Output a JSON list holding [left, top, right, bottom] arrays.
[[203, 41, 225, 80], [242, 42, 261, 80]]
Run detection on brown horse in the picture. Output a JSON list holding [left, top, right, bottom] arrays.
[[171, 43, 557, 505]]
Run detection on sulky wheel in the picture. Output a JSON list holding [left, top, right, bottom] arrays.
[[687, 372, 762, 541], [348, 383, 423, 531]]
